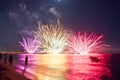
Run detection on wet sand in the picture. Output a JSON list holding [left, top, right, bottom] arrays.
[[0, 62, 30, 80]]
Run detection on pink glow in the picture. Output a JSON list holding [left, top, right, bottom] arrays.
[[66, 54, 112, 80], [67, 32, 109, 54], [16, 54, 112, 80], [19, 37, 41, 54]]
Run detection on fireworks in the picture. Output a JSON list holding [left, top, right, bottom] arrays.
[[19, 37, 41, 54], [19, 19, 110, 54], [67, 32, 109, 54], [34, 20, 69, 54]]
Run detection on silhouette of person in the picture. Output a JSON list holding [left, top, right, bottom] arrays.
[[4, 53, 7, 64], [9, 54, 13, 65], [0, 53, 2, 61], [25, 55, 28, 67]]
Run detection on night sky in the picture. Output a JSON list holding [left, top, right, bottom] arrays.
[[0, 0, 120, 51]]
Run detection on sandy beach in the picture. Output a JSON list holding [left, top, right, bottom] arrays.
[[0, 62, 30, 80]]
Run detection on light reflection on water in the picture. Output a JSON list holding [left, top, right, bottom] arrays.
[[66, 54, 111, 80], [15, 54, 112, 80]]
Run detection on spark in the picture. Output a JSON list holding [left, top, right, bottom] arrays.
[[34, 20, 69, 54], [19, 37, 41, 54], [67, 32, 109, 54]]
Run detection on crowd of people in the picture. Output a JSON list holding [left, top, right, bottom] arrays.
[[0, 53, 28, 66]]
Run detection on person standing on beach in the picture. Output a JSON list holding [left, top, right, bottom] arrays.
[[4, 53, 7, 64], [9, 54, 13, 65], [25, 55, 28, 67]]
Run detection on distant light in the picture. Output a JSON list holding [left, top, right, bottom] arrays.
[[58, 0, 61, 2]]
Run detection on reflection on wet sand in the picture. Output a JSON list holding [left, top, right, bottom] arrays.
[[15, 54, 111, 80]]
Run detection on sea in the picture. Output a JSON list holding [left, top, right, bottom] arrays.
[[1, 53, 120, 80]]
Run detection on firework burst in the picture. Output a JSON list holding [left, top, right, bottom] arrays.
[[19, 37, 41, 54], [34, 20, 69, 54], [67, 32, 109, 54]]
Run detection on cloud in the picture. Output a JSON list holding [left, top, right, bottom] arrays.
[[8, 12, 23, 26], [8, 2, 62, 37], [19, 27, 34, 37], [49, 7, 61, 18], [19, 3, 27, 12]]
